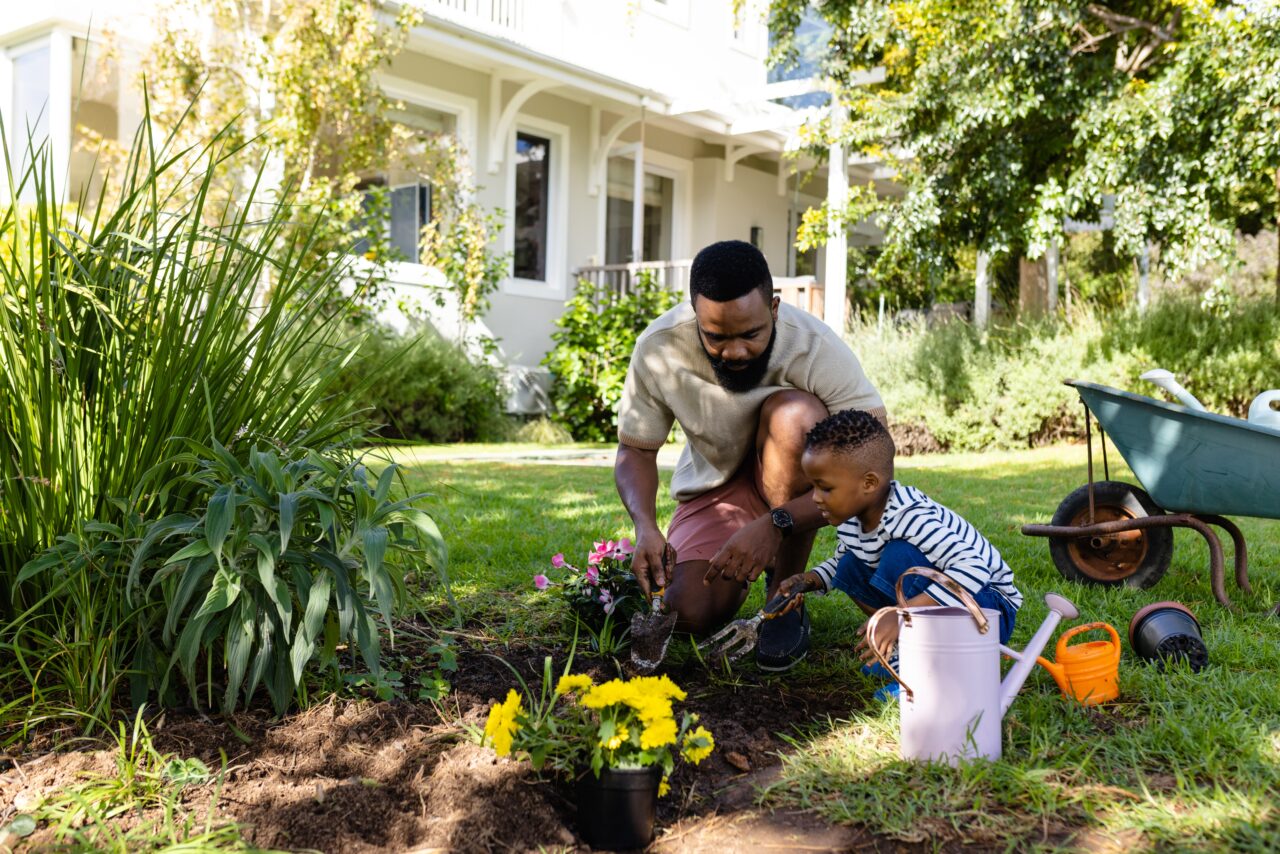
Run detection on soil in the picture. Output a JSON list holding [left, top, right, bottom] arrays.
[[1, 628, 921, 853]]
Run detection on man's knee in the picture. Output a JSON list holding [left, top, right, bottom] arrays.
[[760, 389, 829, 438], [664, 569, 746, 635]]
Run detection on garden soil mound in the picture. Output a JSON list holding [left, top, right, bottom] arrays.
[[1, 638, 905, 852]]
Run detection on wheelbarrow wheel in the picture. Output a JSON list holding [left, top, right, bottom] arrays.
[[1048, 481, 1173, 588]]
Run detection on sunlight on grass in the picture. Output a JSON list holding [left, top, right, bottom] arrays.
[[387, 441, 1280, 848]]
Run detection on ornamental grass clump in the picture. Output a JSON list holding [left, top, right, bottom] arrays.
[[481, 666, 714, 796]]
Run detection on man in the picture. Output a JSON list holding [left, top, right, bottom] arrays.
[[614, 240, 885, 670]]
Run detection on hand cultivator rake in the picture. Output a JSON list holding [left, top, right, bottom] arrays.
[[697, 588, 803, 664]]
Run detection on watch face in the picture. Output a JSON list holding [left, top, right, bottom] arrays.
[[772, 509, 793, 530]]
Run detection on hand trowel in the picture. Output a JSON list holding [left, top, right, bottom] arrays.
[[629, 543, 678, 673]]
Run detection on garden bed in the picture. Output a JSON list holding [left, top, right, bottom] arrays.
[[1, 632, 894, 853]]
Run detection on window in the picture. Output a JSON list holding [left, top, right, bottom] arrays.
[[513, 131, 550, 281], [9, 42, 52, 176], [605, 156, 674, 264], [349, 99, 453, 264]]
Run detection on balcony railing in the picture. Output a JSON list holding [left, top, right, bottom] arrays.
[[417, 0, 527, 40], [572, 261, 824, 320]]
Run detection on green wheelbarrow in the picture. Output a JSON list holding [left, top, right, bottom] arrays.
[[1022, 380, 1280, 611]]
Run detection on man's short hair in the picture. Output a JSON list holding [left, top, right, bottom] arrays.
[[689, 240, 773, 304], [805, 409, 896, 466]]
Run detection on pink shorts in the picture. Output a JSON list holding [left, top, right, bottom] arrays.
[[666, 459, 771, 563]]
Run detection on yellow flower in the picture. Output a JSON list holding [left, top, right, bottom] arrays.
[[681, 725, 715, 765], [581, 679, 635, 709], [658, 776, 670, 797], [556, 673, 594, 695], [600, 723, 630, 750], [639, 716, 678, 749], [484, 689, 524, 757]]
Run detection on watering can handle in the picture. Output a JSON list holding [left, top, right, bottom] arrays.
[[895, 567, 990, 635], [1055, 622, 1121, 658], [865, 605, 914, 700]]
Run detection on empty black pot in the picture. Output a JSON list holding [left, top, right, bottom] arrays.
[[576, 765, 660, 850], [1129, 601, 1208, 672]]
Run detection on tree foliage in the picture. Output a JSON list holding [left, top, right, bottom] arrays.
[[770, 0, 1280, 291], [95, 0, 504, 314]]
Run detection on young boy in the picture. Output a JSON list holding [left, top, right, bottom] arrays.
[[777, 409, 1022, 674]]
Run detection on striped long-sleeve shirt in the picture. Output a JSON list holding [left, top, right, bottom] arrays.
[[812, 481, 1023, 610]]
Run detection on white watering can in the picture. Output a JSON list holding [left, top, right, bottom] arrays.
[[866, 568, 1079, 765], [1142, 368, 1280, 430]]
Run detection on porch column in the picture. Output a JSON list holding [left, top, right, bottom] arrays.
[[631, 109, 646, 263], [1046, 239, 1059, 314], [823, 100, 847, 333], [1137, 241, 1151, 313]]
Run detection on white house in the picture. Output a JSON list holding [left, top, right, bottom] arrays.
[[0, 0, 896, 411]]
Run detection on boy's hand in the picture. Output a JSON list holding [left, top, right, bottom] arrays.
[[856, 611, 901, 665], [769, 571, 821, 617]]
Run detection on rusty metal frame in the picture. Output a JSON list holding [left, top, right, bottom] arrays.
[[1024, 399, 1254, 609]]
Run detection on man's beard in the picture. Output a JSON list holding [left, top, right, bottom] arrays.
[[701, 325, 776, 393]]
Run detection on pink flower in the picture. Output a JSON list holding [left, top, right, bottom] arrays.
[[551, 553, 565, 568], [587, 552, 603, 566], [533, 574, 549, 590], [586, 566, 599, 585], [598, 589, 615, 614], [617, 537, 634, 555]]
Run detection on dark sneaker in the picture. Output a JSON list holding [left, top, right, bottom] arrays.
[[756, 600, 810, 671]]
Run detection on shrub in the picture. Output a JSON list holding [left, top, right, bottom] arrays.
[[543, 273, 679, 442], [333, 324, 509, 442], [853, 298, 1280, 453], [19, 441, 447, 715]]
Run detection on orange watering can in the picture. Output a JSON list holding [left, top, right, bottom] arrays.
[[1036, 622, 1121, 705]]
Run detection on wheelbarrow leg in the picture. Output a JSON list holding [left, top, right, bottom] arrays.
[[1197, 515, 1251, 596], [1181, 516, 1230, 608]]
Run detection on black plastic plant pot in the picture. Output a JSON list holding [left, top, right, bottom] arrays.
[[1129, 601, 1209, 672], [575, 765, 660, 850]]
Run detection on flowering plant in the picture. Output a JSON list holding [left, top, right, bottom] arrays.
[[482, 667, 714, 795], [534, 538, 644, 628]]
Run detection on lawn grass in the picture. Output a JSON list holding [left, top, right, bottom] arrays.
[[387, 442, 1280, 850]]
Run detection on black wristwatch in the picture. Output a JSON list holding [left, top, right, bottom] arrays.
[[770, 507, 794, 537]]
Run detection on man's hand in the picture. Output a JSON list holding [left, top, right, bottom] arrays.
[[856, 611, 901, 665], [632, 529, 675, 597], [769, 571, 820, 617], [703, 515, 783, 586]]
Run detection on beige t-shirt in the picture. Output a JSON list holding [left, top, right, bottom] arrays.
[[618, 301, 886, 501]]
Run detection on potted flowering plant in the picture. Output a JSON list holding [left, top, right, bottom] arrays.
[[534, 538, 644, 630], [482, 667, 714, 849]]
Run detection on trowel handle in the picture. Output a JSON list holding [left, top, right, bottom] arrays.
[[895, 567, 990, 635]]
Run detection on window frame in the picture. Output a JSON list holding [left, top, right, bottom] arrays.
[[595, 144, 691, 267], [1, 30, 72, 201], [503, 114, 569, 300]]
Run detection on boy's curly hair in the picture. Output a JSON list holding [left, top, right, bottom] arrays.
[[805, 409, 896, 463]]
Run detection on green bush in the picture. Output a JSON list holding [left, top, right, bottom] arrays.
[[543, 273, 679, 442], [0, 111, 400, 728], [855, 299, 1280, 453], [333, 324, 509, 442]]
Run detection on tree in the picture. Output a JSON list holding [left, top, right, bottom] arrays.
[[94, 0, 505, 317], [769, 0, 1280, 301]]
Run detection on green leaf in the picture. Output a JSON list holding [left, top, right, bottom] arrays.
[[7, 814, 36, 838], [279, 492, 299, 553], [164, 555, 215, 643], [374, 463, 397, 503], [205, 485, 236, 565], [193, 566, 241, 622], [223, 597, 255, 712], [164, 539, 213, 565], [364, 525, 388, 578]]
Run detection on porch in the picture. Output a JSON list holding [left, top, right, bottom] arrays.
[[572, 260, 825, 321]]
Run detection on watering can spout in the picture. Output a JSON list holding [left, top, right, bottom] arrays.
[[1248, 390, 1280, 430], [1141, 368, 1207, 412], [999, 593, 1079, 716]]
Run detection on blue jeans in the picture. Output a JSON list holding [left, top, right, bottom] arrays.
[[832, 540, 1018, 643]]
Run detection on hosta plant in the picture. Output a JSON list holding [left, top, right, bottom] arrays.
[[482, 663, 714, 795], [18, 440, 449, 715]]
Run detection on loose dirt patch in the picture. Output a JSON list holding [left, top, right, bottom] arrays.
[[2, 634, 905, 852]]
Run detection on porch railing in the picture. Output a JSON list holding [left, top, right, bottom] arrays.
[[572, 261, 825, 321], [572, 260, 693, 300]]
